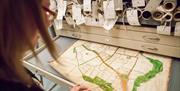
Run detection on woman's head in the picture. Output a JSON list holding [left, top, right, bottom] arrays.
[[0, 0, 57, 85]]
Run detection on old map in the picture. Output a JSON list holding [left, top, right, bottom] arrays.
[[49, 40, 171, 91]]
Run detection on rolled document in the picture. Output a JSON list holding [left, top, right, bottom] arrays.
[[174, 7, 180, 21], [137, 8, 143, 18], [156, 5, 166, 12], [153, 11, 173, 21], [163, 0, 177, 12], [145, 0, 162, 12], [143, 0, 162, 20], [77, 0, 83, 4], [142, 10, 152, 20], [126, 9, 141, 25], [83, 11, 92, 17], [152, 11, 165, 21], [164, 13, 173, 21]]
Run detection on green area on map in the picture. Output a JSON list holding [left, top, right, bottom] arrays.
[[82, 75, 114, 91], [132, 57, 163, 91]]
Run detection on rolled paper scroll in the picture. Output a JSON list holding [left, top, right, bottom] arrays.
[[174, 7, 180, 21], [143, 0, 162, 20], [142, 10, 152, 20], [144, 0, 162, 12], [164, 13, 173, 21], [152, 11, 165, 21], [163, 0, 177, 12]]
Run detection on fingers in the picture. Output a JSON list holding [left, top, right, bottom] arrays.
[[70, 84, 91, 91]]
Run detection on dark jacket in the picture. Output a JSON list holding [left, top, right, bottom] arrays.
[[0, 68, 43, 91]]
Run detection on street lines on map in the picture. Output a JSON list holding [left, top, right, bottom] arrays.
[[127, 58, 138, 76], [73, 42, 140, 91], [80, 56, 98, 65], [74, 46, 114, 91], [74, 47, 83, 74], [103, 48, 119, 62], [82, 44, 128, 91], [79, 46, 119, 66]]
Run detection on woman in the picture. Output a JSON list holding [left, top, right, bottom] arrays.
[[0, 0, 90, 91]]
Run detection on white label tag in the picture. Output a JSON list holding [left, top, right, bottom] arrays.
[[72, 4, 82, 20], [65, 16, 75, 25], [114, 0, 123, 10], [72, 4, 85, 25], [132, 0, 145, 7], [103, 0, 116, 19], [126, 9, 140, 26], [57, 1, 67, 20], [103, 17, 118, 30], [98, 14, 105, 26], [76, 15, 85, 25], [157, 26, 171, 35], [53, 19, 62, 35], [92, 1, 98, 19], [85, 17, 102, 27], [83, 0, 92, 11], [175, 22, 180, 36], [145, 0, 162, 12]]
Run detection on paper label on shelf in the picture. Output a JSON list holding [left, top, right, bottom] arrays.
[[72, 4, 82, 20], [103, 17, 118, 30], [83, 0, 92, 11], [85, 17, 102, 27], [126, 9, 140, 26], [65, 16, 75, 25], [157, 26, 171, 35], [57, 1, 67, 20], [76, 15, 85, 25], [132, 0, 145, 7], [92, 1, 98, 19], [145, 0, 162, 12], [85, 14, 105, 27], [98, 14, 105, 26], [72, 4, 85, 25], [103, 0, 116, 19], [114, 0, 123, 10], [175, 22, 180, 36]]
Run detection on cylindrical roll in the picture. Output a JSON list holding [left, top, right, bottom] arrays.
[[142, 10, 152, 20], [164, 13, 173, 21], [174, 10, 180, 21], [163, 0, 177, 12], [152, 11, 165, 21], [83, 11, 92, 16], [65, 5, 72, 17], [137, 8, 142, 18], [77, 0, 83, 4], [156, 5, 166, 12], [124, 2, 132, 8]]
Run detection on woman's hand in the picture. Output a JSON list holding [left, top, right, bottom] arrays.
[[70, 85, 91, 91]]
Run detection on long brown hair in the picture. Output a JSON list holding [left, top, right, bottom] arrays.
[[0, 0, 57, 85]]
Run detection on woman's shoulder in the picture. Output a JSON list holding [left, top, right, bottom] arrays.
[[0, 79, 43, 91]]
